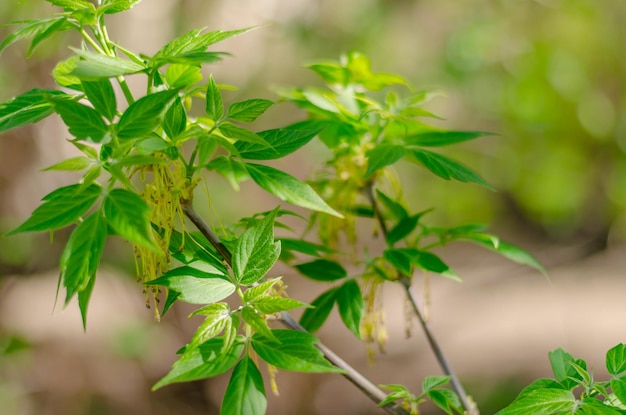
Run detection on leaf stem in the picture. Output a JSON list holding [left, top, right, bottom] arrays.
[[365, 184, 478, 415], [181, 203, 409, 415]]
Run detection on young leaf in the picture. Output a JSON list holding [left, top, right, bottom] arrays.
[[163, 97, 187, 140], [405, 130, 492, 147], [336, 280, 364, 338], [422, 375, 451, 392], [242, 306, 276, 341], [243, 277, 282, 303], [299, 288, 338, 333], [165, 64, 202, 89], [227, 99, 273, 123], [548, 348, 582, 390], [607, 344, 626, 376], [459, 233, 546, 275], [428, 389, 463, 415], [42, 156, 92, 172], [409, 149, 494, 190], [610, 376, 626, 407], [579, 398, 624, 414], [295, 259, 347, 282], [45, 0, 93, 10], [251, 296, 309, 315], [251, 329, 345, 373], [278, 238, 334, 259], [50, 98, 109, 142], [145, 266, 234, 304], [221, 356, 267, 415], [153, 336, 245, 390], [59, 211, 107, 305], [116, 90, 178, 140], [0, 17, 72, 56], [205, 156, 250, 191], [69, 48, 145, 79], [5, 183, 101, 235], [77, 268, 96, 330], [187, 303, 231, 349], [219, 122, 267, 146], [81, 80, 117, 121], [386, 214, 420, 245], [232, 208, 281, 285], [103, 188, 158, 250], [205, 75, 223, 120], [97, 0, 141, 15], [383, 249, 412, 276], [0, 88, 67, 133], [246, 163, 342, 218], [235, 127, 322, 160], [375, 189, 408, 221], [495, 388, 576, 415], [365, 145, 406, 178]]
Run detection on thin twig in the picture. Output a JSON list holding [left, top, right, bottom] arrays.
[[365, 185, 478, 415], [181, 203, 409, 415]]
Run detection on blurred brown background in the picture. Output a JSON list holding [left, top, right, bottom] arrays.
[[1, 0, 625, 414]]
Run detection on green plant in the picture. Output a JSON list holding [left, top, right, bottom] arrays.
[[0, 1, 545, 414], [497, 344, 626, 414]]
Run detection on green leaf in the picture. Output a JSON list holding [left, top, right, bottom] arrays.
[[612, 376, 626, 407], [549, 348, 583, 390], [241, 278, 281, 303], [227, 99, 274, 122], [77, 268, 97, 330], [308, 63, 349, 85], [365, 145, 406, 178], [235, 127, 322, 160], [45, 0, 92, 10], [409, 149, 494, 190], [251, 329, 344, 373], [246, 163, 342, 218], [414, 250, 460, 281], [232, 207, 281, 285], [607, 344, 626, 376], [53, 56, 82, 90], [163, 97, 187, 140], [336, 280, 363, 338], [579, 398, 624, 415], [50, 98, 109, 142], [187, 303, 231, 349], [70, 48, 145, 79], [251, 296, 309, 314], [98, 0, 141, 15], [0, 88, 67, 134], [386, 214, 420, 245], [295, 259, 347, 282], [42, 156, 92, 172], [205, 75, 223, 120], [116, 90, 178, 140], [375, 189, 408, 220], [152, 27, 254, 67], [495, 388, 576, 415], [219, 122, 267, 146], [405, 130, 492, 147], [242, 306, 276, 341], [0, 17, 72, 56], [428, 389, 463, 415], [221, 356, 267, 415], [5, 183, 101, 235], [299, 288, 338, 333], [459, 233, 546, 275], [103, 188, 158, 250], [59, 211, 106, 307], [278, 238, 334, 259], [422, 375, 451, 392], [153, 336, 245, 390], [81, 80, 117, 121], [205, 156, 250, 191], [165, 64, 202, 89], [145, 266, 234, 304]]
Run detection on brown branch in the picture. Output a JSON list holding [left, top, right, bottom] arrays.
[[365, 185, 479, 415], [181, 203, 409, 415]]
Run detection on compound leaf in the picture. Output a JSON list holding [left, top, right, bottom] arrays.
[[221, 356, 267, 415]]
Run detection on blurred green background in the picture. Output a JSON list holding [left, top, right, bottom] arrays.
[[0, 0, 625, 414]]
